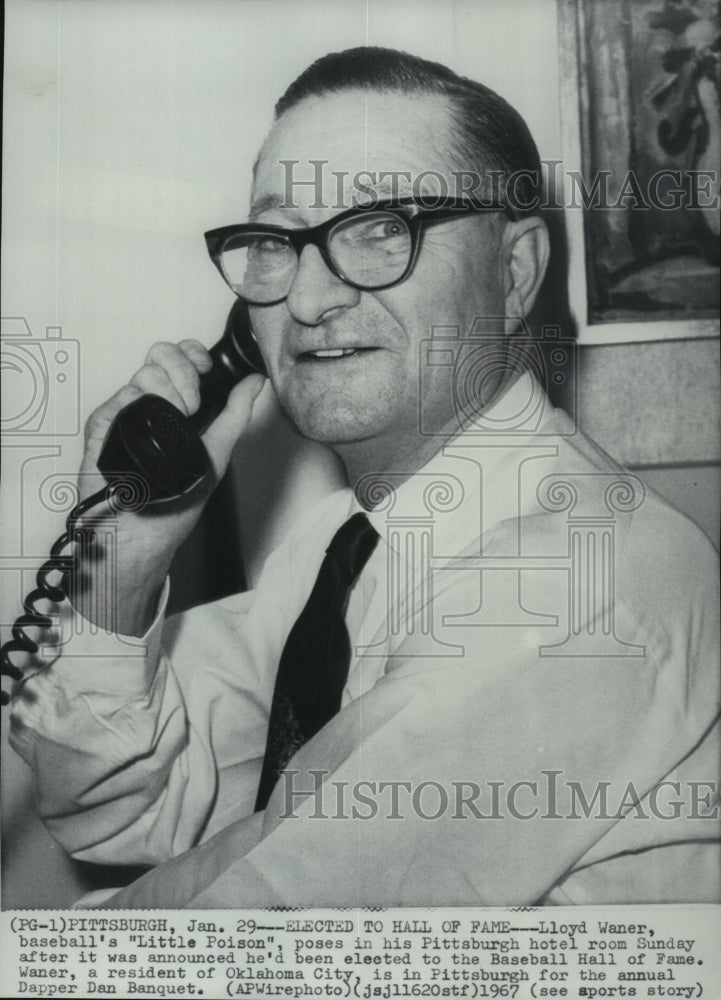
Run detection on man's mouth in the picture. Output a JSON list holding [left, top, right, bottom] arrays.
[[300, 347, 377, 360]]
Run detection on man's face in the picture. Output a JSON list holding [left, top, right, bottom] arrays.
[[248, 89, 511, 461]]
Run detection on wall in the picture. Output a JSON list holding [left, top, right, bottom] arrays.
[[578, 339, 720, 547]]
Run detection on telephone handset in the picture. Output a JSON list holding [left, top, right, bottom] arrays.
[[98, 297, 266, 505], [0, 299, 265, 704]]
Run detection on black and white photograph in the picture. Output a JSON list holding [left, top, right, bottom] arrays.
[[1, 0, 719, 995]]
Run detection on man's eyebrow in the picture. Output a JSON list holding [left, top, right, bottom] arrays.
[[350, 178, 414, 206], [250, 178, 418, 218], [249, 194, 285, 221]]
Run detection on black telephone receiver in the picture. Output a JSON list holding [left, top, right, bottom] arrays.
[[0, 299, 266, 704], [97, 297, 266, 507]]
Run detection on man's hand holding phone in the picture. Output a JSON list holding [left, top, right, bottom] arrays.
[[75, 336, 266, 636]]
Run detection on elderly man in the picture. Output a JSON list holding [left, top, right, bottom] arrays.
[[8, 47, 719, 907]]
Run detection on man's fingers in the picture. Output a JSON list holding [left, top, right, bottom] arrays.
[[84, 384, 143, 447], [202, 374, 267, 473], [81, 339, 210, 468], [130, 363, 190, 415], [178, 338, 213, 373], [81, 343, 263, 485], [142, 340, 212, 414]]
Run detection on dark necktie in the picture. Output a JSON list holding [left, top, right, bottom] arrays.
[[254, 512, 379, 811]]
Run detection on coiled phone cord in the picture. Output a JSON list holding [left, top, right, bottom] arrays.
[[1, 299, 263, 706], [0, 485, 116, 705]]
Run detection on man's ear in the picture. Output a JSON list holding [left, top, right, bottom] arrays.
[[501, 216, 550, 335]]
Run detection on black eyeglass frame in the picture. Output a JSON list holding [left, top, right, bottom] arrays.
[[204, 197, 511, 305]]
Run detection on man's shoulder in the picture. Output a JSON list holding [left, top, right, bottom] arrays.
[[452, 413, 719, 660], [530, 421, 718, 661], [551, 419, 718, 574]]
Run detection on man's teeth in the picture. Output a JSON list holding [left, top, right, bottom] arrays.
[[309, 348, 357, 358]]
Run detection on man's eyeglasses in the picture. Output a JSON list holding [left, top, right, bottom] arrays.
[[204, 197, 509, 305]]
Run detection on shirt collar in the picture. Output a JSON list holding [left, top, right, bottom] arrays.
[[358, 371, 553, 549], [359, 370, 537, 502]]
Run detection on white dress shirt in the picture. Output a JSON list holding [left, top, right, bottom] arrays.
[[9, 373, 720, 906]]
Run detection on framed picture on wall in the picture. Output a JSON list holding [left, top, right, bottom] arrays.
[[558, 0, 720, 343]]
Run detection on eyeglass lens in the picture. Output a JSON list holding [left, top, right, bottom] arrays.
[[219, 210, 413, 303]]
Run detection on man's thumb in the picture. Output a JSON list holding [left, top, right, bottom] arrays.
[[202, 374, 267, 473]]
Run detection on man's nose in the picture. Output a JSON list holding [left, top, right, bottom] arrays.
[[285, 244, 360, 325]]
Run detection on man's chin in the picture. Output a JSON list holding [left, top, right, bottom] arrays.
[[287, 403, 385, 447], [299, 418, 379, 447]]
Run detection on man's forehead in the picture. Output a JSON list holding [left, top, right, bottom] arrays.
[[251, 89, 458, 215]]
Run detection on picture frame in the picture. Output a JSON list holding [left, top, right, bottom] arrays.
[[558, 0, 720, 344]]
